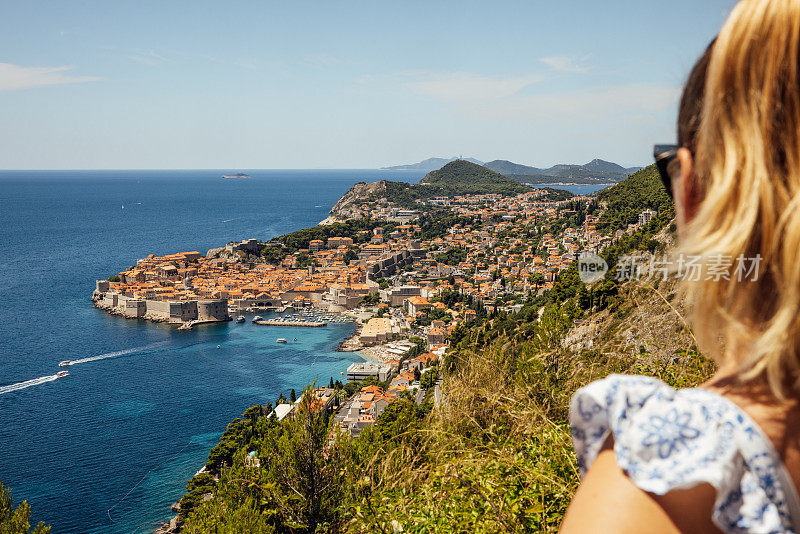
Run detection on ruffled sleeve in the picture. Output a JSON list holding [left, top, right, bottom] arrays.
[[569, 374, 796, 533]]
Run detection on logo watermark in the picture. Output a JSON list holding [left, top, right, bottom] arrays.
[[613, 253, 763, 282], [578, 253, 609, 283]]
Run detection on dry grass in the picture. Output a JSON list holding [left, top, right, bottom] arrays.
[[347, 281, 715, 533]]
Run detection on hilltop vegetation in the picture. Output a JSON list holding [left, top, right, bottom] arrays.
[[485, 158, 640, 185], [331, 160, 542, 210], [417, 160, 532, 197], [383, 157, 641, 182], [596, 165, 673, 233]]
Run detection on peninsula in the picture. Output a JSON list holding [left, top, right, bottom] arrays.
[[92, 161, 576, 331], [92, 160, 660, 352]]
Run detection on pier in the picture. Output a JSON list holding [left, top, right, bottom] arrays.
[[254, 320, 327, 327]]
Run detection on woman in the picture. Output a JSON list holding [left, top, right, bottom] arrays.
[[561, 1, 800, 532]]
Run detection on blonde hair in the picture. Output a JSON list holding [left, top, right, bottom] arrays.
[[680, 0, 800, 396]]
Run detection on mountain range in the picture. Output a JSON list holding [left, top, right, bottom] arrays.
[[383, 156, 642, 184], [331, 160, 575, 213], [381, 157, 485, 171]]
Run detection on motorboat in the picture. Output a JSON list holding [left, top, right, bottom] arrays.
[[252, 316, 263, 322], [59, 360, 71, 367], [236, 315, 245, 323], [276, 338, 288, 344], [56, 370, 69, 378]]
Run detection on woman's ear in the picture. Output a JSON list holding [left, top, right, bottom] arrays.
[[674, 148, 699, 230]]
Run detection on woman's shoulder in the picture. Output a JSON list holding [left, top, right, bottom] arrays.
[[569, 374, 796, 532], [570, 374, 741, 482]]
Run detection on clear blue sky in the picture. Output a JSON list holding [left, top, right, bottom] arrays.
[[0, 0, 736, 169]]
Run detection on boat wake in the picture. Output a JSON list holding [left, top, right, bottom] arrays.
[[0, 375, 59, 396], [68, 341, 170, 366], [0, 340, 208, 396]]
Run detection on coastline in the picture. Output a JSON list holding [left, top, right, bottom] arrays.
[[92, 299, 231, 330], [154, 314, 365, 534], [318, 215, 340, 226], [337, 320, 364, 352]]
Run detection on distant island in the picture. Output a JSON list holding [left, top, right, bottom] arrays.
[[221, 172, 250, 179]]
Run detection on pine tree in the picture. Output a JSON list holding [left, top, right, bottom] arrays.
[[290, 388, 297, 403], [0, 479, 50, 533]]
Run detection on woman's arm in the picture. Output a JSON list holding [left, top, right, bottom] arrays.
[[559, 438, 720, 533]]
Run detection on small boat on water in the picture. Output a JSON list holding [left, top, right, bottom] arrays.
[[56, 370, 69, 378], [222, 172, 250, 179], [252, 316, 263, 322], [236, 315, 245, 323], [276, 338, 288, 344], [59, 360, 71, 367]]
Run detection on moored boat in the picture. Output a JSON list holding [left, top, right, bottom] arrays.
[[252, 315, 263, 322], [276, 338, 288, 343], [236, 315, 245, 323]]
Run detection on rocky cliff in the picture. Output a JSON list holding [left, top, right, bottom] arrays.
[[329, 180, 388, 214]]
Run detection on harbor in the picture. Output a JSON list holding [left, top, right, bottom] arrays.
[[254, 319, 327, 327]]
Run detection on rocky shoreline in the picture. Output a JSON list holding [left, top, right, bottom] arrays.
[[91, 299, 231, 330], [337, 320, 364, 352], [318, 215, 340, 226], [92, 299, 170, 324], [153, 516, 182, 534]]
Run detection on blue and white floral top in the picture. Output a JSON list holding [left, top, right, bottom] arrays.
[[570, 374, 800, 533]]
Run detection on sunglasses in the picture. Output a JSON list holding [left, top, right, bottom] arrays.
[[653, 144, 680, 198]]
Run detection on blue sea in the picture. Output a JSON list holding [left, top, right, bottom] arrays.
[[0, 170, 608, 533]]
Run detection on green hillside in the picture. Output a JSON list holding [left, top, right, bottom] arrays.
[[361, 160, 540, 207], [418, 159, 532, 196], [597, 165, 673, 232]]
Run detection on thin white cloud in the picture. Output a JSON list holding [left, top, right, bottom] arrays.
[[406, 72, 543, 102], [400, 71, 679, 122], [306, 54, 340, 68], [128, 50, 166, 66], [540, 56, 591, 73], [468, 83, 680, 121], [234, 58, 261, 70], [0, 62, 101, 91]]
